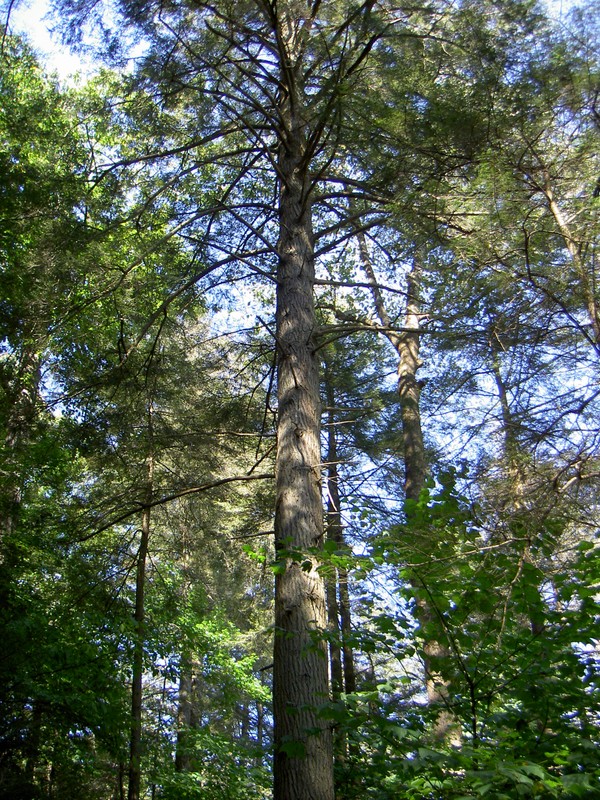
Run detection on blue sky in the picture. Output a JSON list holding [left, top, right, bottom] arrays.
[[6, 0, 96, 78]]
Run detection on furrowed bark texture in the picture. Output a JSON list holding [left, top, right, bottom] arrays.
[[273, 61, 334, 800]]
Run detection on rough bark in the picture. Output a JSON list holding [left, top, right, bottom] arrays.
[[273, 157, 334, 799], [272, 6, 334, 795]]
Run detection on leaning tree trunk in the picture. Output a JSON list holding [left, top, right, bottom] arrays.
[[272, 10, 334, 796]]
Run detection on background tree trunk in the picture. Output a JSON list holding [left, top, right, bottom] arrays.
[[175, 658, 194, 773], [357, 236, 458, 737], [128, 430, 154, 800], [324, 374, 356, 699]]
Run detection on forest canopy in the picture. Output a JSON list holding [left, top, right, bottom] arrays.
[[0, 1, 599, 798]]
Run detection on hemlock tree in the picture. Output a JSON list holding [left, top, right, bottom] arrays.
[[52, 2, 395, 796], [52, 0, 515, 786], [3, 0, 599, 796]]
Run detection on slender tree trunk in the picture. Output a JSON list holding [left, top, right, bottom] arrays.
[[541, 176, 600, 344], [357, 236, 458, 737], [394, 261, 453, 718], [326, 572, 344, 700], [175, 658, 194, 772], [489, 328, 527, 504], [175, 538, 194, 773], [0, 346, 40, 555], [487, 323, 555, 739], [114, 762, 126, 800], [272, 7, 334, 793], [324, 381, 357, 765], [357, 233, 427, 501], [256, 700, 264, 751], [325, 401, 344, 703], [24, 700, 43, 791], [339, 575, 356, 696], [128, 441, 154, 800], [396, 264, 427, 505], [324, 375, 356, 698]]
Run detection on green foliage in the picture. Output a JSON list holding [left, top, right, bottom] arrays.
[[158, 732, 269, 800], [334, 471, 600, 798], [2, 1, 600, 798]]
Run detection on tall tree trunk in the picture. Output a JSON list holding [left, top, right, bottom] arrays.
[[324, 377, 357, 764], [175, 658, 194, 773], [394, 261, 451, 713], [398, 266, 459, 740], [128, 439, 154, 800], [339, 574, 356, 696], [24, 700, 43, 791], [256, 700, 264, 756], [324, 374, 356, 698], [541, 176, 600, 345], [0, 345, 41, 555], [357, 236, 457, 737], [326, 569, 344, 701], [488, 326, 528, 506], [273, 146, 334, 799], [325, 396, 344, 703], [114, 762, 126, 800], [272, 6, 334, 795], [175, 539, 194, 773], [356, 233, 427, 500], [396, 264, 427, 505]]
